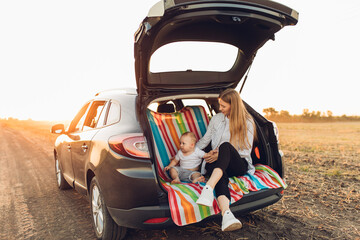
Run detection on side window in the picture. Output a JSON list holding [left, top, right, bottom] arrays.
[[75, 112, 88, 131], [95, 101, 109, 128], [69, 102, 91, 133], [83, 101, 106, 131], [106, 101, 120, 125]]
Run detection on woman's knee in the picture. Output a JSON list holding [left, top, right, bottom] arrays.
[[219, 142, 232, 151]]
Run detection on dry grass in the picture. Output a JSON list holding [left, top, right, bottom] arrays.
[[268, 122, 360, 239], [279, 122, 360, 181]]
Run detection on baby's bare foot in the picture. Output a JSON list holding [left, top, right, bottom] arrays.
[[192, 175, 205, 183]]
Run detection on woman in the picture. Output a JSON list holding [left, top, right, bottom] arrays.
[[196, 88, 256, 231]]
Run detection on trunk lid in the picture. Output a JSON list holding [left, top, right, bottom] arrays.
[[134, 0, 298, 98]]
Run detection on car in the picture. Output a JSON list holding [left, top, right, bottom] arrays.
[[51, 0, 298, 239]]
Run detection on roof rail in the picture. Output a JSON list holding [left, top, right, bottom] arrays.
[[95, 88, 137, 96]]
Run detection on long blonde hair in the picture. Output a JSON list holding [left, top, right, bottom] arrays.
[[219, 89, 256, 150]]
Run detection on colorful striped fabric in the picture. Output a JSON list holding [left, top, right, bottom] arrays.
[[147, 106, 209, 181], [147, 106, 287, 226]]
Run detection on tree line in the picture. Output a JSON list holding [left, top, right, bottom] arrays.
[[263, 108, 360, 122]]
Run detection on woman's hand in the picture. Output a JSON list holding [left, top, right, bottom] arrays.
[[204, 149, 218, 163]]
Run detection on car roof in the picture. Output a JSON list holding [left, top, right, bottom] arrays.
[[94, 88, 137, 100]]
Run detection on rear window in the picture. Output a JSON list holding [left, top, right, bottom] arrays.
[[150, 42, 238, 73]]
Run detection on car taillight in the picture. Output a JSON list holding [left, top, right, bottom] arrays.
[[109, 134, 150, 159]]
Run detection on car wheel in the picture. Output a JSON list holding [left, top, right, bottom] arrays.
[[90, 177, 127, 240], [55, 155, 71, 190]]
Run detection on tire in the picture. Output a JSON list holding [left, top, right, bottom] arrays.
[[55, 155, 71, 190], [90, 177, 127, 240]]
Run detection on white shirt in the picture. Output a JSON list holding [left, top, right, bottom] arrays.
[[175, 147, 206, 170], [218, 116, 230, 147], [196, 113, 255, 174]]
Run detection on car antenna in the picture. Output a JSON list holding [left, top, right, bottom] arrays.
[[239, 52, 256, 93]]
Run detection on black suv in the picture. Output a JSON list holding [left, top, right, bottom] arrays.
[[51, 0, 298, 239]]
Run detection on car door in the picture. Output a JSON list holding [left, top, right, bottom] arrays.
[[70, 100, 107, 194], [61, 102, 91, 184]]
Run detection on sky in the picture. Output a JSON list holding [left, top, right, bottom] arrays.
[[0, 0, 359, 121]]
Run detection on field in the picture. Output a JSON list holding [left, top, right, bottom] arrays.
[[1, 119, 359, 239], [268, 122, 360, 239]]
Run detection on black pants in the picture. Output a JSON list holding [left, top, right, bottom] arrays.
[[205, 142, 248, 200]]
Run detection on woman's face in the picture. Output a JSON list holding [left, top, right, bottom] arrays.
[[219, 98, 231, 117]]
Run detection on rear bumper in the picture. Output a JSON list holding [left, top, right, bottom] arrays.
[[231, 187, 283, 214], [107, 202, 175, 229], [107, 187, 283, 229]]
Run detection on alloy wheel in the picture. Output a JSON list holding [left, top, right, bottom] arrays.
[[92, 184, 104, 235]]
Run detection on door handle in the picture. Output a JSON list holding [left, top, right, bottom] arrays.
[[82, 144, 88, 152]]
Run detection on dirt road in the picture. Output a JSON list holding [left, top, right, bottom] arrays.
[[0, 124, 97, 239], [0, 121, 359, 240]]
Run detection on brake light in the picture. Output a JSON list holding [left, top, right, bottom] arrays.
[[109, 134, 150, 159], [144, 217, 169, 224]]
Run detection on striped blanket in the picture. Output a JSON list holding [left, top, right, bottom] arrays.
[[147, 106, 287, 226]]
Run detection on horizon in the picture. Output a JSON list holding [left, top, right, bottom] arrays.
[[1, 107, 359, 122]]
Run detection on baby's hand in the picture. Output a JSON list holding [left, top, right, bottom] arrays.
[[164, 166, 170, 171]]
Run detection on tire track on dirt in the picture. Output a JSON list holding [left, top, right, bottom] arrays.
[[0, 127, 35, 239], [0, 125, 96, 240]]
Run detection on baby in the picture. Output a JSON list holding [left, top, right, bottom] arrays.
[[164, 132, 209, 184]]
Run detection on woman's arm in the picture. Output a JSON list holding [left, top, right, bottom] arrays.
[[196, 114, 217, 150]]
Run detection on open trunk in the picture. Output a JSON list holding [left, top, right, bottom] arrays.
[[133, 0, 297, 226], [144, 96, 283, 175], [143, 96, 286, 226]]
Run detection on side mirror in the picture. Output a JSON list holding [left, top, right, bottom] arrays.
[[51, 124, 65, 134]]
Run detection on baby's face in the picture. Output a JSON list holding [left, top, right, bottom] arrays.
[[179, 135, 195, 153]]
